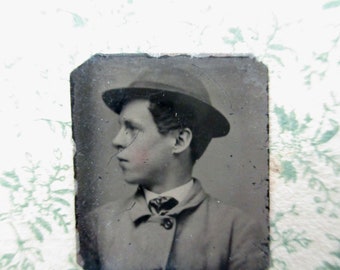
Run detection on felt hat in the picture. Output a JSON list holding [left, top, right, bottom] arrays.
[[102, 66, 230, 137]]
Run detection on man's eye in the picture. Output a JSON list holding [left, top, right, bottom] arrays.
[[125, 124, 137, 131]]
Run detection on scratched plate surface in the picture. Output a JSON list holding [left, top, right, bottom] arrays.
[[0, 1, 340, 269]]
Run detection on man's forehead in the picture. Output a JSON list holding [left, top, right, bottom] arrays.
[[119, 99, 151, 122]]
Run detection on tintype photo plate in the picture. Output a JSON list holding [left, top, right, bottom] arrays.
[[71, 54, 269, 269]]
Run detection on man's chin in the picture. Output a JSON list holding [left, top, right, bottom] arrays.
[[123, 177, 143, 185]]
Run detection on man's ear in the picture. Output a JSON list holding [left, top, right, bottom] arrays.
[[172, 128, 193, 154]]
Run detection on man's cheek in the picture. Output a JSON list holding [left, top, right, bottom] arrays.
[[134, 149, 150, 165]]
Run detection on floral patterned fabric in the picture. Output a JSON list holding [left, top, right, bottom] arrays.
[[0, 0, 339, 269]]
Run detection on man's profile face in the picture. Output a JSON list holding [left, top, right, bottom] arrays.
[[112, 99, 175, 187]]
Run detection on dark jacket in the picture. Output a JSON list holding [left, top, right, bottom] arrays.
[[79, 180, 268, 270]]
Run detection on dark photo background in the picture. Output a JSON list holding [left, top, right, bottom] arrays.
[[71, 54, 269, 239]]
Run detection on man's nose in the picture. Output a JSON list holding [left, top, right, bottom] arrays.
[[112, 128, 127, 149]]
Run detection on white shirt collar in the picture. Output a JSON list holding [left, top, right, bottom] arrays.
[[143, 179, 194, 205]]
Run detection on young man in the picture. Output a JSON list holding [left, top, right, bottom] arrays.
[[79, 66, 268, 270]]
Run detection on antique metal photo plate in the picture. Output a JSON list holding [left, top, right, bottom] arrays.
[[71, 54, 269, 269]]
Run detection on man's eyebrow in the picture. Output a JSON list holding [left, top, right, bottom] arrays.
[[119, 118, 142, 128]]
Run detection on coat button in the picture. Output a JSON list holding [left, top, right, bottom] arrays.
[[161, 218, 173, 230]]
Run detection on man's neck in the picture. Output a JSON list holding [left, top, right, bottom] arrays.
[[145, 175, 192, 194], [144, 155, 193, 194]]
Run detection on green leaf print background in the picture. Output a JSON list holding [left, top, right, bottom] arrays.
[[0, 0, 339, 269]]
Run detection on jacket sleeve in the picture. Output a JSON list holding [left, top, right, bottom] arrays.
[[78, 212, 101, 270], [228, 215, 269, 270]]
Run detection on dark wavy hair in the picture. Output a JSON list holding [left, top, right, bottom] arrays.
[[147, 96, 212, 162]]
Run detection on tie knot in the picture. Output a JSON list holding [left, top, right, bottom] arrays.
[[148, 196, 178, 215]]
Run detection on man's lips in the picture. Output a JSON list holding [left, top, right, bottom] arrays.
[[117, 157, 129, 167]]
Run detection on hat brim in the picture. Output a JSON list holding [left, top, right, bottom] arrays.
[[102, 88, 230, 138]]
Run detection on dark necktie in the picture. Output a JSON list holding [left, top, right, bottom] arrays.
[[148, 196, 178, 215]]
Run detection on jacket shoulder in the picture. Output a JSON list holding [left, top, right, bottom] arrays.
[[84, 194, 134, 224], [204, 194, 259, 226], [204, 195, 268, 269]]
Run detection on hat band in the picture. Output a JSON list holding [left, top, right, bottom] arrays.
[[130, 81, 211, 106]]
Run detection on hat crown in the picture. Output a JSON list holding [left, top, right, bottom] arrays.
[[102, 65, 230, 137], [129, 67, 212, 106]]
